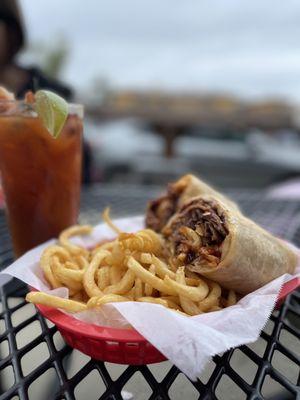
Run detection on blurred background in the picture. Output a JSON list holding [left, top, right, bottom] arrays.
[[3, 0, 300, 191], [0, 3, 299, 399]]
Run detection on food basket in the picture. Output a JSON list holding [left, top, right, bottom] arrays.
[[33, 277, 300, 365]]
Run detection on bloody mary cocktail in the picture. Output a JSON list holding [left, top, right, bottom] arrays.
[[0, 101, 83, 257]]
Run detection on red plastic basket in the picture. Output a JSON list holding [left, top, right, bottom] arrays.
[[35, 277, 300, 365]]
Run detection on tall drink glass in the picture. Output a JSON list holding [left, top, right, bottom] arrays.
[[0, 101, 83, 257]]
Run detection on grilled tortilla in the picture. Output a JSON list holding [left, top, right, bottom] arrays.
[[146, 174, 238, 232], [162, 196, 297, 294]]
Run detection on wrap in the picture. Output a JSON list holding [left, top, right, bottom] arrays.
[[162, 196, 297, 294], [146, 174, 238, 232]]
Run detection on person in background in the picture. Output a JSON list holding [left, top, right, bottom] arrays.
[[0, 0, 92, 183], [0, 0, 72, 99]]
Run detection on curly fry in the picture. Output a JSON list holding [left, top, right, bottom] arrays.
[[102, 207, 122, 234], [137, 297, 169, 307], [87, 294, 130, 308], [59, 225, 92, 255], [119, 229, 163, 253], [104, 269, 135, 295], [164, 271, 209, 302], [144, 265, 155, 296], [176, 267, 201, 316], [97, 266, 111, 290], [133, 277, 143, 299], [52, 257, 84, 284], [227, 290, 237, 307], [40, 245, 69, 288], [198, 281, 221, 312], [83, 250, 109, 297], [26, 292, 87, 313], [127, 257, 177, 295]]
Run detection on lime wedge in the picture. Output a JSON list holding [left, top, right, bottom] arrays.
[[35, 90, 68, 138]]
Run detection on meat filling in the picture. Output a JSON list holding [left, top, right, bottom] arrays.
[[146, 183, 184, 232], [162, 199, 228, 268]]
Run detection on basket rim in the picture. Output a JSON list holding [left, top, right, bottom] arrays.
[[36, 302, 147, 342], [32, 277, 300, 343]]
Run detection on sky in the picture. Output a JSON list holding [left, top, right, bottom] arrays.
[[20, 0, 300, 100]]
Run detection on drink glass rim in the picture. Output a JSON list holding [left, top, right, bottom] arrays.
[[0, 100, 84, 118]]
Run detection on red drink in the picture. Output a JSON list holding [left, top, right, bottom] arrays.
[[0, 102, 83, 257]]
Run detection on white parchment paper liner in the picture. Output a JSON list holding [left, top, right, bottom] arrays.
[[1, 216, 300, 380]]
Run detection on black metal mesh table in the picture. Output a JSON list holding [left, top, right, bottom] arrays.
[[0, 184, 299, 400]]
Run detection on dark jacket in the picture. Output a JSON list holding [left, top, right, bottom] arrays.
[[0, 0, 91, 182], [0, 0, 72, 100], [0, 0, 25, 60]]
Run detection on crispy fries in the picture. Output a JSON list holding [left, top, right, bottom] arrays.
[[104, 269, 135, 295], [59, 225, 92, 255], [26, 292, 87, 313], [227, 290, 237, 307], [102, 207, 122, 234], [198, 281, 222, 312], [119, 229, 163, 253], [127, 257, 177, 296], [26, 213, 238, 316], [87, 294, 130, 308], [137, 297, 169, 307], [97, 266, 110, 290], [40, 245, 68, 289], [164, 274, 209, 302], [83, 250, 109, 297], [144, 265, 155, 296], [175, 267, 201, 316], [134, 277, 143, 299]]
